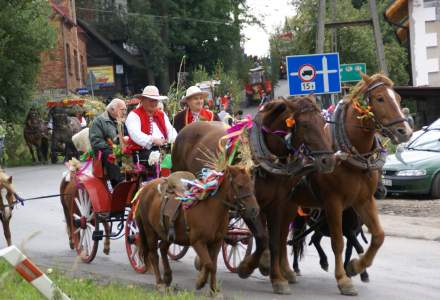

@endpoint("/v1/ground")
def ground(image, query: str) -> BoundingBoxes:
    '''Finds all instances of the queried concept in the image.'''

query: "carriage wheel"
[70,185,99,263]
[167,244,189,261]
[222,218,253,273]
[125,209,146,273]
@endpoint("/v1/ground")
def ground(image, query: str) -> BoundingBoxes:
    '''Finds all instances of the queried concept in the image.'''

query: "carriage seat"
[159,171,195,242]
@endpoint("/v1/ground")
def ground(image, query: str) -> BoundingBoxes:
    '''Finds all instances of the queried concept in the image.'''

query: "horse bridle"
[362,81,408,137]
[222,174,254,213]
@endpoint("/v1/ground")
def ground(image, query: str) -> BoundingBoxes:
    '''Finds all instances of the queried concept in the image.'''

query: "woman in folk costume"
[173,86,220,133]
[125,85,177,177]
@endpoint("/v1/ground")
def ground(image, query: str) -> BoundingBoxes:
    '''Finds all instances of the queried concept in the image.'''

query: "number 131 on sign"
[301,82,316,91]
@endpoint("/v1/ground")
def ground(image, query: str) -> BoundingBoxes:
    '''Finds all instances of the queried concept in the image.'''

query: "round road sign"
[298,64,316,82]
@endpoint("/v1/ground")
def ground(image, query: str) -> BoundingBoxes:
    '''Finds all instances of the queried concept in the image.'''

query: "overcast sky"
[242,0,296,57]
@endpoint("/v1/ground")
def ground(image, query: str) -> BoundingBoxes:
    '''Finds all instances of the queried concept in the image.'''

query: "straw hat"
[140,85,168,101]
[181,86,209,103]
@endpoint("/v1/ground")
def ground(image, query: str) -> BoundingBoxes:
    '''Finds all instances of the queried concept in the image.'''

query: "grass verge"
[0,259,196,300]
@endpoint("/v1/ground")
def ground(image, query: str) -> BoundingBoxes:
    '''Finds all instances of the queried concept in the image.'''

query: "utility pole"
[368,0,388,75]
[316,0,326,54]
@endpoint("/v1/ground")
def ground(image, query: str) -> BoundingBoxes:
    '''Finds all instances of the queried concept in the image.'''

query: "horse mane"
[287,95,321,114]
[347,73,394,103]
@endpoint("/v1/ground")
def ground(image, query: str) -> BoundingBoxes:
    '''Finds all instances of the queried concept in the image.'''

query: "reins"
[2,193,63,208]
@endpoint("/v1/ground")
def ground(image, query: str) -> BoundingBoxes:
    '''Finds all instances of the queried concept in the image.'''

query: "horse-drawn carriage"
[244,66,272,107]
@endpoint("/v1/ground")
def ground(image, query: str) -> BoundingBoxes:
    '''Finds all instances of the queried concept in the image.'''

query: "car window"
[428,118,440,130]
[408,130,440,151]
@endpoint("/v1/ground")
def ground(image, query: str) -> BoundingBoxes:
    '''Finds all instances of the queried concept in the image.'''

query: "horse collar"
[331,100,387,170]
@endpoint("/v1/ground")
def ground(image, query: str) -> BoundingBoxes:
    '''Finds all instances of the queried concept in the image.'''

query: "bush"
[2,122,33,166]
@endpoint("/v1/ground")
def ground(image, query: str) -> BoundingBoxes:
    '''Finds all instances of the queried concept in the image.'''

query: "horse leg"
[103,222,111,255]
[350,235,370,282]
[238,213,269,278]
[311,231,329,272]
[347,198,384,280]
[208,239,222,295]
[280,216,297,284]
[60,189,74,249]
[159,240,173,287]
[291,217,307,276]
[1,218,12,246]
[267,213,291,295]
[192,240,213,290]
[325,200,357,296]
[27,142,36,163]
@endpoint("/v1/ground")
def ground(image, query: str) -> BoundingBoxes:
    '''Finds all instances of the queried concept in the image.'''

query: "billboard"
[87,66,114,88]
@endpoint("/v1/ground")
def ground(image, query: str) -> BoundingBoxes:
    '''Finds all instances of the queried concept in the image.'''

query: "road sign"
[286,53,341,96]
[340,63,366,82]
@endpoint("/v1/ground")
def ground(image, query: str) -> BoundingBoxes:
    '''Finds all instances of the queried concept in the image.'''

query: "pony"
[48,106,81,163]
[291,207,370,282]
[23,108,49,163]
[0,169,17,246]
[172,95,337,294]
[135,165,259,294]
[288,73,412,295]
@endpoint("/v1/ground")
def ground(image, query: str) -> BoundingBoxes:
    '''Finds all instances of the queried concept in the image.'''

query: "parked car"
[382,123,440,197]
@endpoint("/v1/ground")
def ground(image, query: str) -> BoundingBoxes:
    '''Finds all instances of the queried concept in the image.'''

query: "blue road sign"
[286,53,341,96]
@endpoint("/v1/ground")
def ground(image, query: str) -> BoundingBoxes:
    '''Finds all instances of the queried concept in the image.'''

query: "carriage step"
[92,230,104,241]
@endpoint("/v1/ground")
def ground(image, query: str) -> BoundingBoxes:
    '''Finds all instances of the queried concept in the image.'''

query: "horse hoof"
[283,270,297,284]
[346,258,361,277]
[272,281,291,295]
[237,256,254,279]
[295,270,302,276]
[338,282,358,296]
[69,241,74,250]
[321,263,329,272]
[258,250,270,276]
[360,272,370,283]
[156,283,167,292]
[103,247,110,255]
[196,277,206,290]
[210,291,224,299]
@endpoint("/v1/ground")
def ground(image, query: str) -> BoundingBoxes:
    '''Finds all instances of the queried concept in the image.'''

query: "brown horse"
[23,108,49,163]
[0,169,17,246]
[172,96,337,294]
[135,166,259,294]
[59,163,111,255]
[288,73,412,295]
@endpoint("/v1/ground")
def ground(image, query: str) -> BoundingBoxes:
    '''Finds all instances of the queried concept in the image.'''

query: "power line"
[76,7,234,26]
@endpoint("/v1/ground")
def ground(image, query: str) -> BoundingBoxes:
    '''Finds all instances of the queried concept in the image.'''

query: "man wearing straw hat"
[173,85,219,132]
[125,85,177,176]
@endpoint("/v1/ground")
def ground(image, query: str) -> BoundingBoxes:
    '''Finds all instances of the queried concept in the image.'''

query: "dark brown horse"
[288,73,412,295]
[23,108,49,163]
[49,106,81,163]
[135,166,259,294]
[0,169,17,246]
[173,96,337,294]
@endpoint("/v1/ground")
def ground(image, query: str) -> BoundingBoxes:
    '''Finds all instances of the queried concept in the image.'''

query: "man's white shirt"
[125,110,177,149]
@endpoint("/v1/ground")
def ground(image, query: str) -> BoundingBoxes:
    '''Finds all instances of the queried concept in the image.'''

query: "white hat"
[140,85,168,101]
[181,86,209,103]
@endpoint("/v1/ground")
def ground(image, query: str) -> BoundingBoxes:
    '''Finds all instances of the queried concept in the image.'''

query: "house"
[385,0,440,126]
[36,0,87,98]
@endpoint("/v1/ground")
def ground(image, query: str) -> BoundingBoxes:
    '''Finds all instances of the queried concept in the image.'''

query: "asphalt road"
[2,164,440,300]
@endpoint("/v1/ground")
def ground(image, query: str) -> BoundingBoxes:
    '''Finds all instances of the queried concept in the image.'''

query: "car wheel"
[430,173,440,199]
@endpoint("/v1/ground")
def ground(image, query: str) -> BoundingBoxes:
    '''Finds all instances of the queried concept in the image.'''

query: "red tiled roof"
[50,1,76,26]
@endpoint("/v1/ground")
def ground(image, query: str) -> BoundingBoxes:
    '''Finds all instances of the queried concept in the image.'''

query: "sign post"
[286,53,341,96]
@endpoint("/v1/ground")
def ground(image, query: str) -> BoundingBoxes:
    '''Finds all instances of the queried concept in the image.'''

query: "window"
[74,49,79,80]
[66,43,72,75]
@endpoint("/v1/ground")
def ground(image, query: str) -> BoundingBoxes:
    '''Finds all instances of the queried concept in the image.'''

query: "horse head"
[223,165,259,221]
[260,97,335,173]
[351,73,413,144]
[0,170,16,221]
[25,108,41,128]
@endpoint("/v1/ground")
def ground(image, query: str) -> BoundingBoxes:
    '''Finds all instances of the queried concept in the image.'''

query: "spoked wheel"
[222,217,253,273]
[71,185,99,263]
[125,209,146,273]
[168,244,189,261]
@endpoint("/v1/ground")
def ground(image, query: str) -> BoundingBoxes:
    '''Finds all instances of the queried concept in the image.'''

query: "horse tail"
[291,215,307,259]
[135,206,151,271]
[360,227,368,244]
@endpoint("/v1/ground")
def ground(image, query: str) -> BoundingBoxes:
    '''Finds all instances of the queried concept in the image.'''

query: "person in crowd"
[173,85,220,132]
[402,107,415,129]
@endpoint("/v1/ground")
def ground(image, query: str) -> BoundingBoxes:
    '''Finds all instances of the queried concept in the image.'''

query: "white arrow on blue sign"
[286,52,341,96]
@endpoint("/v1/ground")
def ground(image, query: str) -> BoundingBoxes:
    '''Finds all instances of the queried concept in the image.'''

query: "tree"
[0,0,56,122]
[77,0,256,91]
[270,0,410,85]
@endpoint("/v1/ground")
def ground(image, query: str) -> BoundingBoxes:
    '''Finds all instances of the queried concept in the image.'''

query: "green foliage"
[0,0,56,123]
[215,63,243,111]
[0,259,196,300]
[1,122,33,166]
[191,65,210,85]
[270,0,410,85]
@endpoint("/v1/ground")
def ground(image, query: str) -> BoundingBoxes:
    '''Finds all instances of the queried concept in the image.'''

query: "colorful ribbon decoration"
[176,168,224,209]
[218,115,253,164]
